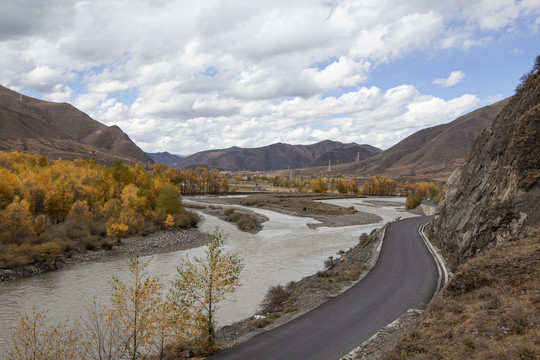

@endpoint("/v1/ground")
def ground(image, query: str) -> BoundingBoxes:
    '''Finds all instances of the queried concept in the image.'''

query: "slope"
[0,85,152,165]
[350,98,510,181]
[174,140,380,171]
[306,144,381,167]
[432,69,540,260]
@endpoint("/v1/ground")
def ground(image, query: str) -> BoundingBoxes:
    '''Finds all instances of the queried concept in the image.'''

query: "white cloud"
[433,71,466,87]
[1,0,538,155]
[44,84,73,102]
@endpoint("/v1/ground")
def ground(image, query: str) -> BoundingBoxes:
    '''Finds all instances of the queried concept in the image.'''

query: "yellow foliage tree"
[4,309,81,360]
[0,198,35,244]
[111,256,164,360]
[169,230,244,352]
[44,181,74,223]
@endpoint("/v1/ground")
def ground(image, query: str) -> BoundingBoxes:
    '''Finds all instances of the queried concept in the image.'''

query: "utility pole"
[328,160,331,171]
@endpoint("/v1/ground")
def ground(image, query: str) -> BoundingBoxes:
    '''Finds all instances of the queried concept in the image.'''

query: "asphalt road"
[210,216,437,360]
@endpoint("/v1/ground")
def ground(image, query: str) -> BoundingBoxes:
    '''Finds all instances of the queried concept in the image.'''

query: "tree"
[44,181,74,223]
[169,230,244,353]
[156,185,183,215]
[516,54,540,91]
[80,297,127,360]
[111,256,164,360]
[0,198,35,244]
[4,309,81,360]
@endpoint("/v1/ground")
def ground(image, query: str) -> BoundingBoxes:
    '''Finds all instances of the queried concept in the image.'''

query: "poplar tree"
[169,230,244,353]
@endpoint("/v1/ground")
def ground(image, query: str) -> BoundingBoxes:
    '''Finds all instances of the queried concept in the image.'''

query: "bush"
[173,210,200,229]
[156,185,183,214]
[259,285,290,313]
[236,214,258,230]
[89,219,107,237]
[106,222,129,238]
[406,194,422,209]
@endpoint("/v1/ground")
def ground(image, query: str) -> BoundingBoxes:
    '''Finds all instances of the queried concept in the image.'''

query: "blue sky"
[1,0,539,154]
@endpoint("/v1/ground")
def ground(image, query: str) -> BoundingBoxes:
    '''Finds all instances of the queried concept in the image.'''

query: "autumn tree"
[111,255,165,360]
[4,309,81,360]
[44,181,74,223]
[156,185,183,215]
[169,230,244,353]
[0,198,35,244]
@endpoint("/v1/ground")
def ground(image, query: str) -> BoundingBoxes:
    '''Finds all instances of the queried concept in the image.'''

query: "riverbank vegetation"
[0,152,207,269]
[234,173,442,202]
[4,231,243,359]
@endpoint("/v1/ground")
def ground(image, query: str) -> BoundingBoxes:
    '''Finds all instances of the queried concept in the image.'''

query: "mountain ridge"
[0,85,152,165]
[170,140,381,171]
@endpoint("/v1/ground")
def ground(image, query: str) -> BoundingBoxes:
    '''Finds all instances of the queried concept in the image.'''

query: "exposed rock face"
[432,73,540,260]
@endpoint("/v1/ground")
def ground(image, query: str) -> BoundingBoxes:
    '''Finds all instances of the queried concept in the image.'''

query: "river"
[0,196,417,349]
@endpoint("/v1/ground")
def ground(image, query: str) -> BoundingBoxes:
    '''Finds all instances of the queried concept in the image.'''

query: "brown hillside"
[174,140,380,171]
[0,85,152,165]
[271,99,508,182]
[352,98,510,180]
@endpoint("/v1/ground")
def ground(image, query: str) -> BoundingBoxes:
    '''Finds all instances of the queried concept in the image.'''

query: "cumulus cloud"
[1,0,538,154]
[433,71,466,87]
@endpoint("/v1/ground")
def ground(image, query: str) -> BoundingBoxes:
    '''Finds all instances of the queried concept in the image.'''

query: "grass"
[384,234,540,360]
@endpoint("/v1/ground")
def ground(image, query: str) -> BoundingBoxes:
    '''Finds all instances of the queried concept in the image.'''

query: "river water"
[0,197,416,348]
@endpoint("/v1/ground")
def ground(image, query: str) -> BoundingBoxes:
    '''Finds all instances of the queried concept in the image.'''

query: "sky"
[1,0,539,155]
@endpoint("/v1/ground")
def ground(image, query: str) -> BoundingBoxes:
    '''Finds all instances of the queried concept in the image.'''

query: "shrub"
[236,214,258,230]
[260,285,290,313]
[406,194,422,209]
[156,185,183,214]
[89,219,107,237]
[107,222,129,238]
[173,210,200,229]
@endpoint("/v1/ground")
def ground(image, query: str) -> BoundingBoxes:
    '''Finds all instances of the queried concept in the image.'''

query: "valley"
[0,195,418,356]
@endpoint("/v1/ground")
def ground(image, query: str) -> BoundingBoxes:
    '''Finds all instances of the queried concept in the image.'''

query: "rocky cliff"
[432,71,540,260]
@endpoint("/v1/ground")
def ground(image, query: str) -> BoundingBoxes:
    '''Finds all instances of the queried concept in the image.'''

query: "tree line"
[4,231,243,359]
[260,174,442,201]
[0,152,227,269]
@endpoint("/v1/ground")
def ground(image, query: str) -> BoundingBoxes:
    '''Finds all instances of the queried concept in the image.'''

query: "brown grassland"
[384,234,540,360]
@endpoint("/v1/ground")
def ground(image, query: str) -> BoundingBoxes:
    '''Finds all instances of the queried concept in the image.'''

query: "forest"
[0,152,229,268]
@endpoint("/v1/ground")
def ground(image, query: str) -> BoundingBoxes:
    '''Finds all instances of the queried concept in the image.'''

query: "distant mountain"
[173,140,380,171]
[306,144,381,167]
[0,85,152,165]
[347,98,510,181]
[146,152,185,167]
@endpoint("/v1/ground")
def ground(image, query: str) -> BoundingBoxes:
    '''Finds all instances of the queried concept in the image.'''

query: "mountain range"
[276,98,509,182]
[1,84,510,182]
[0,85,152,165]
[148,141,381,172]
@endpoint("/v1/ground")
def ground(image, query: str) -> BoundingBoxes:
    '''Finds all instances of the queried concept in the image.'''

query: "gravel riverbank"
[0,228,208,282]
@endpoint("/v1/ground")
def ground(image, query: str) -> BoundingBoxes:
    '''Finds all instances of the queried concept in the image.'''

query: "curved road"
[210,216,437,360]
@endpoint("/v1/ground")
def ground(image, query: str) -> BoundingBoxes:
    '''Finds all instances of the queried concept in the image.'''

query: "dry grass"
[384,235,540,360]
[239,193,357,215]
